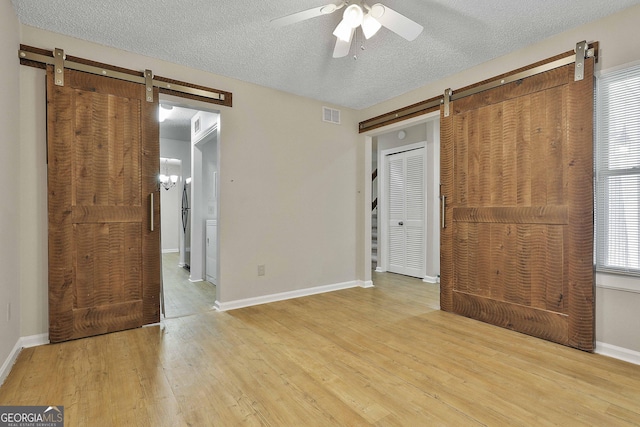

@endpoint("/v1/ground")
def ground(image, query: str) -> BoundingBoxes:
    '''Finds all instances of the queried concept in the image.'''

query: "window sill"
[596,272,640,294]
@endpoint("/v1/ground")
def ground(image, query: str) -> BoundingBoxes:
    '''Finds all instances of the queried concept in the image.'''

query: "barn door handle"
[441,195,446,229]
[150,192,155,231]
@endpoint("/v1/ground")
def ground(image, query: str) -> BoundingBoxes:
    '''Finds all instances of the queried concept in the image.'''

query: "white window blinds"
[595,64,640,276]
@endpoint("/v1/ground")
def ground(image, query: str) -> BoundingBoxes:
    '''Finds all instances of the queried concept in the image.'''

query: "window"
[595,64,640,276]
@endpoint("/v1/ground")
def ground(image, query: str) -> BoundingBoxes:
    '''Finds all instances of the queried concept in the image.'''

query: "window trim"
[595,61,640,278]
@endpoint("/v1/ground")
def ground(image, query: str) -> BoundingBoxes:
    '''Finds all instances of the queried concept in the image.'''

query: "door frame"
[158,93,223,301]
[190,122,219,283]
[366,110,440,283]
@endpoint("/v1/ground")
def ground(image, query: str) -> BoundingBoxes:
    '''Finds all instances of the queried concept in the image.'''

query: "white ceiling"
[11,0,640,110]
[159,105,198,141]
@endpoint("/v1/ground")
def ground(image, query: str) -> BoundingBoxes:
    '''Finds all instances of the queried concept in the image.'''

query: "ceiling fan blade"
[369,3,423,41]
[271,2,344,27]
[333,28,354,58]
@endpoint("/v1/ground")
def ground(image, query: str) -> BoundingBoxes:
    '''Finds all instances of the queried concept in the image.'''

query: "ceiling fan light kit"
[361,12,382,39]
[333,18,353,41]
[272,1,423,58]
[343,4,364,27]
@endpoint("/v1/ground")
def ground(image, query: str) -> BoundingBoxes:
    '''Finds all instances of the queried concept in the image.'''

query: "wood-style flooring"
[162,252,216,319]
[1,272,639,426]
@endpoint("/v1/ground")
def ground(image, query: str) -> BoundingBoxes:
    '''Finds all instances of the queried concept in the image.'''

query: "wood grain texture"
[439,106,454,312]
[1,272,636,426]
[502,99,518,205]
[478,106,492,207]
[441,54,594,351]
[453,65,569,114]
[453,206,568,224]
[516,96,532,206]
[454,222,469,294]
[358,95,442,133]
[452,291,569,345]
[72,206,143,223]
[47,67,160,342]
[47,66,75,342]
[467,108,480,206]
[489,103,504,206]
[566,60,595,351]
[454,112,468,205]
[141,83,161,326]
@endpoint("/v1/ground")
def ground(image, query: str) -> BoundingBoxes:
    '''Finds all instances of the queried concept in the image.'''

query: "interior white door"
[386,148,426,278]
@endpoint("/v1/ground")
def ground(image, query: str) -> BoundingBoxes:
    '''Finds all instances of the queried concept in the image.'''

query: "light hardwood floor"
[162,252,216,319]
[1,272,639,426]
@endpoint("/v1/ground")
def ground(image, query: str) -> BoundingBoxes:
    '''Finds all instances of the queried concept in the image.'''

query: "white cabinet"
[206,220,217,284]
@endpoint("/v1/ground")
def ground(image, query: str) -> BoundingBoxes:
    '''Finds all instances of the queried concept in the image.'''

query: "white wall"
[0,1,22,380]
[159,158,182,252]
[17,25,360,335]
[359,4,640,356]
[160,137,191,178]
[160,137,190,253]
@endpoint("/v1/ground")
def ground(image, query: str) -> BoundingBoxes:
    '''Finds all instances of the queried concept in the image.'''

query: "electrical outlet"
[258,264,265,276]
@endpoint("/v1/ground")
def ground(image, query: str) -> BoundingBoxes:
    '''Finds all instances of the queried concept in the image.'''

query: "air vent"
[322,106,341,125]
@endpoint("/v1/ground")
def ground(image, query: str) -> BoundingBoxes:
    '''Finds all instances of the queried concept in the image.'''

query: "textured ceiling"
[11,0,640,110]
[159,104,198,141]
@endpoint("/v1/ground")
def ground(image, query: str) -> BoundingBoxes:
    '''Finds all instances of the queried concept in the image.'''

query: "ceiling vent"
[323,106,341,125]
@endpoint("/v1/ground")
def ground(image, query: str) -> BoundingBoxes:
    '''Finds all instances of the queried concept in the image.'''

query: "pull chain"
[353,27,366,60]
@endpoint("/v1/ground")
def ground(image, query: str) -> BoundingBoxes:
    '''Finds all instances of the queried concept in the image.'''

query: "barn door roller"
[53,48,65,86]
[574,40,594,81]
[19,45,233,107]
[443,88,452,118]
[359,40,598,132]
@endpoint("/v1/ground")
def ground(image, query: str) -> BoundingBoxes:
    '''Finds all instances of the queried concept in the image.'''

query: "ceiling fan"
[271,2,424,58]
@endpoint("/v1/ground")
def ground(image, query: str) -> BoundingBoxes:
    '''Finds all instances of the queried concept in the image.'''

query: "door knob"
[399,221,404,226]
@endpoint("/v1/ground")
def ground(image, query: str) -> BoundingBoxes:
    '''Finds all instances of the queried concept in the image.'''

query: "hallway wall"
[0,1,22,379]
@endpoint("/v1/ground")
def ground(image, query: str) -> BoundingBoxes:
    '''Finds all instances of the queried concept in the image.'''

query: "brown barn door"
[47,66,160,343]
[440,55,594,351]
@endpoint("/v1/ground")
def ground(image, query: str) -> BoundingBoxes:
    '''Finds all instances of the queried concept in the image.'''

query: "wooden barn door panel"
[47,67,160,342]
[440,58,594,351]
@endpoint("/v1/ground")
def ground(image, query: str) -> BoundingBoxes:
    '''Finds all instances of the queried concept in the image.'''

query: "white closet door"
[388,154,406,273]
[386,148,426,278]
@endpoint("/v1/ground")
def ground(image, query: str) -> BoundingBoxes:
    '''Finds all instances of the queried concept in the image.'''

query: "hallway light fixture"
[159,104,174,122]
[159,158,179,190]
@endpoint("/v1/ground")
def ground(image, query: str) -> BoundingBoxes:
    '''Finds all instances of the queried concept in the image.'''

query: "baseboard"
[0,339,22,387]
[0,333,49,387]
[596,341,640,365]
[215,280,362,311]
[20,333,49,348]
[162,248,179,254]
[375,267,384,273]
[423,275,438,283]
[359,280,374,288]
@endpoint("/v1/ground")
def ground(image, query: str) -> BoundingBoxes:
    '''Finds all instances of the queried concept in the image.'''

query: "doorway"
[372,115,440,283]
[159,100,219,318]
